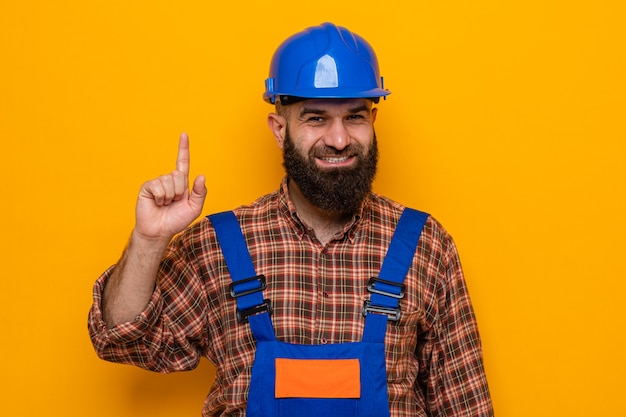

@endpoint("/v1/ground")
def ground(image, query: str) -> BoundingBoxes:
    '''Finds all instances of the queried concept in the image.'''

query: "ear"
[267,113,287,149]
[371,107,378,124]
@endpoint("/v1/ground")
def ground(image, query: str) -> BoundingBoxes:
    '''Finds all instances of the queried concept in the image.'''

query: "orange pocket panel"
[275,358,361,398]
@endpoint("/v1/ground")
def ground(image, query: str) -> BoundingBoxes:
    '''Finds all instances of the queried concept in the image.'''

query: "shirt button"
[320,338,328,344]
[323,292,330,298]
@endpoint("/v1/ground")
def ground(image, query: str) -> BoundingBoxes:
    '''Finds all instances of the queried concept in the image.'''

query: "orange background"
[1,1,625,416]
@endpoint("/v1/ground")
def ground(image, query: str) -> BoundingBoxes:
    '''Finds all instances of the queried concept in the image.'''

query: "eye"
[346,113,367,122]
[307,116,325,123]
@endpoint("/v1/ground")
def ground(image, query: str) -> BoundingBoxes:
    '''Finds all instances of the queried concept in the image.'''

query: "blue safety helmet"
[263,22,390,104]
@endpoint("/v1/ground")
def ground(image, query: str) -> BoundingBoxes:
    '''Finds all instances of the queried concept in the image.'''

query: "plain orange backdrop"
[1,1,625,416]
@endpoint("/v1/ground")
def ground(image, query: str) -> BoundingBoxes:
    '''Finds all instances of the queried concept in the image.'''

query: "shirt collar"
[277,177,371,243]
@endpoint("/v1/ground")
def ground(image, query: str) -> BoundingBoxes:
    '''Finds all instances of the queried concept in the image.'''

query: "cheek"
[356,129,376,151]
[290,134,319,157]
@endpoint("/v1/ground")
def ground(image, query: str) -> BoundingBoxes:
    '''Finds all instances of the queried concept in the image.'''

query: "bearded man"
[88,23,493,417]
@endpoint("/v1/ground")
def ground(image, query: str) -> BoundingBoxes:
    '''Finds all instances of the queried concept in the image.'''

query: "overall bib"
[209,208,428,417]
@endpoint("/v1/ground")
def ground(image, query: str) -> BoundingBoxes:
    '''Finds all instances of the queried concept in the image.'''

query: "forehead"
[292,98,373,114]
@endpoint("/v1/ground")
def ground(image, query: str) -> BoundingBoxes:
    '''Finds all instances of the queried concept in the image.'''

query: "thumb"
[189,175,207,209]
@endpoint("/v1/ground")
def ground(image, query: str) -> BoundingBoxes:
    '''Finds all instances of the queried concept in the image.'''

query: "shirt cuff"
[88,265,163,345]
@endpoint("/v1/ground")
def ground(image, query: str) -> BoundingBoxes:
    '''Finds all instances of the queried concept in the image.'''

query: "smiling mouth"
[314,155,358,170]
[320,156,351,163]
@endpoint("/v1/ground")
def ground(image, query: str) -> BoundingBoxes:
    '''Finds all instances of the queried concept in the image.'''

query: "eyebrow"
[298,104,371,118]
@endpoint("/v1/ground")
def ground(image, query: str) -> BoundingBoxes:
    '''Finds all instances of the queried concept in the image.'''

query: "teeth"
[322,156,349,163]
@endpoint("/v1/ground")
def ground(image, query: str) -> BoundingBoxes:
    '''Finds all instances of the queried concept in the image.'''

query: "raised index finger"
[176,132,190,175]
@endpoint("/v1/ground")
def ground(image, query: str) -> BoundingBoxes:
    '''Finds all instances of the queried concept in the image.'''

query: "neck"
[287,180,353,245]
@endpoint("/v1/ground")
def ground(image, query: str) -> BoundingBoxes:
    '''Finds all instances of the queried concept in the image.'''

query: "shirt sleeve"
[416,235,494,416]
[87,233,210,374]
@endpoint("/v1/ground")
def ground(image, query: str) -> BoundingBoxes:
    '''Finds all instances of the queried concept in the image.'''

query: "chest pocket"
[274,355,363,417]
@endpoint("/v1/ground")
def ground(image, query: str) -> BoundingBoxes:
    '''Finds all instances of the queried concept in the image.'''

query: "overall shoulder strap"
[208,211,275,341]
[363,208,429,342]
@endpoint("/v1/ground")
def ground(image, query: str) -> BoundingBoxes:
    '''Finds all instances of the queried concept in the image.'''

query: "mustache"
[309,144,365,158]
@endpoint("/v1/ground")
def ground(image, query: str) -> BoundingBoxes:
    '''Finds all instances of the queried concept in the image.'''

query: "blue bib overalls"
[209,208,428,417]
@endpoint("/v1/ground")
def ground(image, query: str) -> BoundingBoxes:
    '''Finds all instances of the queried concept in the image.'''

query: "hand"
[133,133,207,243]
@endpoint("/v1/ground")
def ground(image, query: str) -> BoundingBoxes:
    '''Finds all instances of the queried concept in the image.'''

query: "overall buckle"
[367,276,405,299]
[229,274,267,298]
[362,300,401,322]
[236,299,273,323]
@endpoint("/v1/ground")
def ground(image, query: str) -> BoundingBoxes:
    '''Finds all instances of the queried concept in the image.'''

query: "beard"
[282,128,379,214]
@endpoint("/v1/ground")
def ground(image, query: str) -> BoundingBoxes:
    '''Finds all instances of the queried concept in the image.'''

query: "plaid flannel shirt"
[88,178,493,416]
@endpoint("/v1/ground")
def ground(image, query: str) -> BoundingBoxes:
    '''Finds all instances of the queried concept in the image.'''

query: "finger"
[156,175,177,205]
[176,132,190,176]
[141,179,167,206]
[189,175,207,210]
[171,170,188,202]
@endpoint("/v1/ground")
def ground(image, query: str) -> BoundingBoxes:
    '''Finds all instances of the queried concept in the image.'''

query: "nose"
[322,119,351,150]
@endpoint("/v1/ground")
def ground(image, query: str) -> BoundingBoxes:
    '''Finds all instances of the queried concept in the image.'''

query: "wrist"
[129,229,172,254]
